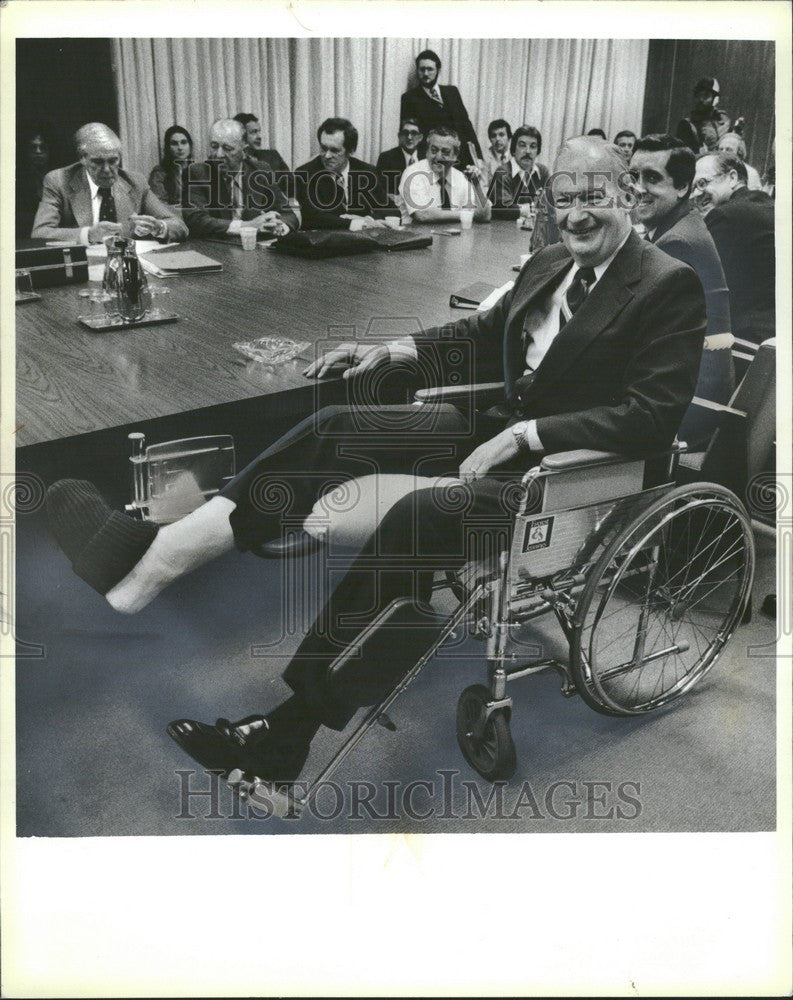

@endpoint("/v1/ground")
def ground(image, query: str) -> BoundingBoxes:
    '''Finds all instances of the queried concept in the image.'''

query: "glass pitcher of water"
[102,237,151,322]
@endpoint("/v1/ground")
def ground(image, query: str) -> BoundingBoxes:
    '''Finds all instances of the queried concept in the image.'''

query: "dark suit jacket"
[246,147,290,173]
[704,186,775,343]
[375,146,415,199]
[293,155,390,229]
[489,161,550,207]
[651,199,730,335]
[400,84,482,167]
[31,162,188,242]
[181,159,298,237]
[415,230,706,457]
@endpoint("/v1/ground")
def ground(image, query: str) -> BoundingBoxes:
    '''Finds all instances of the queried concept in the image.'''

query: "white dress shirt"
[388,227,632,453]
[398,158,478,216]
[79,173,112,245]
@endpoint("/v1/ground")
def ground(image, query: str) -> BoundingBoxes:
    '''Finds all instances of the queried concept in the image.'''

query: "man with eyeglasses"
[31,122,188,244]
[398,125,491,224]
[46,137,705,790]
[375,118,424,201]
[693,150,775,343]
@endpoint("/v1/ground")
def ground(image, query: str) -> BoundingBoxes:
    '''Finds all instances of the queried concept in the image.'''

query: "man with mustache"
[490,124,550,217]
[46,137,706,788]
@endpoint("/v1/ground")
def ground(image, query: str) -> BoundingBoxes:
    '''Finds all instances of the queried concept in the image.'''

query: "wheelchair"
[124,383,756,817]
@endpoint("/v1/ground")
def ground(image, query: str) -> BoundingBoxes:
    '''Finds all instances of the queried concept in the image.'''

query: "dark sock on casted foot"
[46,479,158,594]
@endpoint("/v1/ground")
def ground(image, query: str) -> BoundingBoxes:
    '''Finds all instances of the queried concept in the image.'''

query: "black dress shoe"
[167,714,310,783]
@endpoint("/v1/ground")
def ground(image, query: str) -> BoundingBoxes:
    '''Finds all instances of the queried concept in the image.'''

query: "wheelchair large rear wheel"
[571,483,754,716]
[456,684,517,780]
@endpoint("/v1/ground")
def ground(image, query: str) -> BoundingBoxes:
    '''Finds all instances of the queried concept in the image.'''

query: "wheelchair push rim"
[570,483,755,717]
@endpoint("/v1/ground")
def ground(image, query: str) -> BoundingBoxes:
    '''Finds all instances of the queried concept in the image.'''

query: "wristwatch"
[511,420,530,450]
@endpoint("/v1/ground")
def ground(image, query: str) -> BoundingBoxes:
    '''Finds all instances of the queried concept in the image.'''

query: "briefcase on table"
[15,243,89,289]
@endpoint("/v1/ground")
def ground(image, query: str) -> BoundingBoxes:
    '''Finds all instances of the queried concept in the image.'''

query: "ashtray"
[233,336,311,365]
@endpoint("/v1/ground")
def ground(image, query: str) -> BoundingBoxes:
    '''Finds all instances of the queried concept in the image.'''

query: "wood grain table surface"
[15,221,532,447]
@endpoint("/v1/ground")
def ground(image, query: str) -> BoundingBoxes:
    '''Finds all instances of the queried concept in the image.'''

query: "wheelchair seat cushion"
[303,474,462,548]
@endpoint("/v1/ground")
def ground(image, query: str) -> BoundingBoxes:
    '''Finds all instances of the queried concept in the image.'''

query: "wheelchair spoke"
[574,488,754,715]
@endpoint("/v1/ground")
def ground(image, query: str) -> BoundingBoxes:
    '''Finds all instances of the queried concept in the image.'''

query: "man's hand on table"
[253,212,291,236]
[303,342,391,380]
[129,214,168,239]
[88,221,122,244]
[346,215,387,232]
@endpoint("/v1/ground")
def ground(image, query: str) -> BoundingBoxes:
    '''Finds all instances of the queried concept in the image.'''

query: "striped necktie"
[559,267,596,329]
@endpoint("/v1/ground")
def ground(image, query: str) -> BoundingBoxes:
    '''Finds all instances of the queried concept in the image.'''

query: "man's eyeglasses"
[693,175,721,190]
[400,130,422,139]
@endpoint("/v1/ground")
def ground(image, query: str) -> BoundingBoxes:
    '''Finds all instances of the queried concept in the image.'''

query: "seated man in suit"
[482,118,512,183]
[46,137,705,788]
[31,122,187,244]
[400,49,482,169]
[232,112,290,174]
[630,133,733,446]
[693,150,775,343]
[375,117,423,201]
[294,117,389,230]
[399,125,491,224]
[489,125,550,217]
[181,118,298,238]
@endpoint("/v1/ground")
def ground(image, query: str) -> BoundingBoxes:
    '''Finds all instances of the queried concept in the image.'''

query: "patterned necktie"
[430,86,443,106]
[230,174,244,220]
[559,266,596,329]
[98,187,117,223]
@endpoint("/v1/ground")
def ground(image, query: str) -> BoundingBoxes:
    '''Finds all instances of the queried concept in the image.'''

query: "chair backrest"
[700,338,775,494]
[731,336,759,383]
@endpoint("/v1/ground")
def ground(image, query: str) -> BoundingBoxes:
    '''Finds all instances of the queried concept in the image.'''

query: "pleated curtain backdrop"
[112,37,648,176]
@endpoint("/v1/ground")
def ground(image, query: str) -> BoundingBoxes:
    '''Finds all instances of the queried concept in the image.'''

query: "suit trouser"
[220,403,526,729]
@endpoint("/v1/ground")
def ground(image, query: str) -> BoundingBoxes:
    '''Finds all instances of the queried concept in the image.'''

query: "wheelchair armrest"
[687,396,748,420]
[414,382,505,407]
[540,449,635,471]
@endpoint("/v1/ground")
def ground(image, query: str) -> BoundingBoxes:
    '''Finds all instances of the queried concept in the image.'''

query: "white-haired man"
[31,122,187,244]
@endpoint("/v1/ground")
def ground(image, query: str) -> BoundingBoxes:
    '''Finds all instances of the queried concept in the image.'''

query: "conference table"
[15,220,532,452]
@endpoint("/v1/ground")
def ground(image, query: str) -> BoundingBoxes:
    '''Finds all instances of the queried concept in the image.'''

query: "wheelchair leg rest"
[228,585,487,820]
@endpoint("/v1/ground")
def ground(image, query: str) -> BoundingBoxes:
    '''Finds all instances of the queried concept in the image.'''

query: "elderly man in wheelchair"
[46,137,755,810]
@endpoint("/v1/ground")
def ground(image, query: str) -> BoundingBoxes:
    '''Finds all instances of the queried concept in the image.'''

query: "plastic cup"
[459,209,474,230]
[240,227,258,250]
[78,288,113,324]
[148,285,172,318]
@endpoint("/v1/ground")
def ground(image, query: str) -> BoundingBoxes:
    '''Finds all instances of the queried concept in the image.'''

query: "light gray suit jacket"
[31,162,188,242]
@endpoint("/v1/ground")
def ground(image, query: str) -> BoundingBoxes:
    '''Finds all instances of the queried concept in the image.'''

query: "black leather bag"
[271,230,378,259]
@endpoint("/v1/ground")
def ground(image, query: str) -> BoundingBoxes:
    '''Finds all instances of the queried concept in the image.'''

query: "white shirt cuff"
[227,220,243,235]
[386,337,418,362]
[526,420,543,452]
[80,226,90,245]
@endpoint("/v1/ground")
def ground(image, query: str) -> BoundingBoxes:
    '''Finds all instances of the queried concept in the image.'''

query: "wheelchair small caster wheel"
[456,684,517,781]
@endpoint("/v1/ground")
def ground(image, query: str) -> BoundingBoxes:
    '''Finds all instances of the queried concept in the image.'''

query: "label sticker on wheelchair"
[522,516,554,552]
